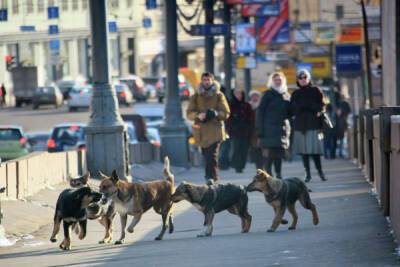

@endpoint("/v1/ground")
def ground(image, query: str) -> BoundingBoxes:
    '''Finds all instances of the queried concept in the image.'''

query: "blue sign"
[190,24,229,36]
[48,25,59,35]
[49,39,60,50]
[243,0,275,3]
[296,63,313,73]
[146,0,157,10]
[336,45,362,75]
[142,17,152,28]
[47,6,59,19]
[108,21,118,33]
[0,9,7,21]
[20,25,36,32]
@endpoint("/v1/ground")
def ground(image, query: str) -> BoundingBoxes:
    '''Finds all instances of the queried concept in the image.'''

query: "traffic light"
[5,55,16,71]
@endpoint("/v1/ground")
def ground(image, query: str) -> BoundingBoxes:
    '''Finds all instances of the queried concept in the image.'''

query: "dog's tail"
[164,156,174,185]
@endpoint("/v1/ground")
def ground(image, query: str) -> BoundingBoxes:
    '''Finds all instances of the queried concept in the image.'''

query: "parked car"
[32,86,63,109]
[47,123,86,152]
[126,122,161,148]
[114,83,134,106]
[68,85,92,111]
[0,126,30,161]
[119,75,149,102]
[27,131,51,152]
[133,104,164,123]
[155,74,194,103]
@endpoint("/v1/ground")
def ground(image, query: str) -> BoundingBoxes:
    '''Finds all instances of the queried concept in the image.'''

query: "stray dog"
[68,172,116,244]
[247,169,319,232]
[50,186,102,250]
[99,157,175,244]
[171,181,252,237]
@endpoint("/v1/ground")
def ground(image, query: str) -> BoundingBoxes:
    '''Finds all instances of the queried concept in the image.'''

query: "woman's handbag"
[320,112,334,131]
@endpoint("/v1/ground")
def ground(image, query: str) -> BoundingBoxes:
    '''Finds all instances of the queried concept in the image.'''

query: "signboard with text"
[336,45,362,75]
[190,24,228,36]
[235,23,256,53]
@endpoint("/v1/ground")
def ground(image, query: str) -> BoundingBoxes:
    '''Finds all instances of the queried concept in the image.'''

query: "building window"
[62,0,68,11]
[12,0,19,14]
[27,0,34,14]
[110,0,119,9]
[82,0,87,10]
[48,0,55,6]
[38,0,44,13]
[0,0,8,9]
[72,0,78,10]
[126,0,133,8]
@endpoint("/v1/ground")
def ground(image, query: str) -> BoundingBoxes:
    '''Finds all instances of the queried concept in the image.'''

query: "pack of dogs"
[50,157,319,250]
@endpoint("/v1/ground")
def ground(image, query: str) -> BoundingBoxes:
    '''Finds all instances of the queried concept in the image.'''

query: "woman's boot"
[302,155,312,183]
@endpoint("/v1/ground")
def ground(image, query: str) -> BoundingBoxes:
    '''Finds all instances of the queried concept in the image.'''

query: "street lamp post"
[85,0,130,179]
[223,2,232,96]
[204,0,214,73]
[159,0,189,167]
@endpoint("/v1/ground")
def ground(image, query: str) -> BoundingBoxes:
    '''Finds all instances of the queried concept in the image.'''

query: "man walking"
[187,72,230,182]
[0,84,6,107]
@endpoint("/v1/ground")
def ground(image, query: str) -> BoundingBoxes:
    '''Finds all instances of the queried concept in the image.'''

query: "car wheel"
[125,101,132,107]
[16,100,22,107]
[69,107,77,112]
[158,97,163,103]
[33,104,39,110]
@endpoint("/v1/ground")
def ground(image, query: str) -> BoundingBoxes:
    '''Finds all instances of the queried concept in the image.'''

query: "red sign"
[257,0,289,45]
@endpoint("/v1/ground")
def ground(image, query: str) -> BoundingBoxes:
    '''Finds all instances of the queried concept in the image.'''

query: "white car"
[68,85,92,111]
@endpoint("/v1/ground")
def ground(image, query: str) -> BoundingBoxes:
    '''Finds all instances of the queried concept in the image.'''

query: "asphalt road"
[0,100,168,133]
[0,160,398,266]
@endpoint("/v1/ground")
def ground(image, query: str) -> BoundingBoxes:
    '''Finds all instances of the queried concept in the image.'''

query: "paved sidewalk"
[0,159,398,266]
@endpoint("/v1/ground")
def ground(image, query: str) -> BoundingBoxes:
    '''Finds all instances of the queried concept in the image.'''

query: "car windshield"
[147,128,159,142]
[127,125,137,141]
[53,126,84,143]
[28,134,49,145]
[0,128,22,141]
[114,85,124,92]
[71,86,91,94]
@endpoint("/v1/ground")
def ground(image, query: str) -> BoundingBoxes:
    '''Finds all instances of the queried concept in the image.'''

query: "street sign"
[49,39,60,50]
[236,56,257,69]
[190,24,228,36]
[145,0,157,10]
[296,63,313,74]
[294,22,313,43]
[256,0,290,45]
[235,23,256,54]
[48,25,59,35]
[0,9,7,21]
[108,21,118,33]
[20,26,36,32]
[336,45,362,75]
[142,17,152,28]
[47,6,59,19]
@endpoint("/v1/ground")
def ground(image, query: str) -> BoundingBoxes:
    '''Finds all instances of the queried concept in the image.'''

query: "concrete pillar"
[85,0,130,180]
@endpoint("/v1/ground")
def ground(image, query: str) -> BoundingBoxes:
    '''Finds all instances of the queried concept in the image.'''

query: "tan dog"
[247,169,319,232]
[99,157,175,244]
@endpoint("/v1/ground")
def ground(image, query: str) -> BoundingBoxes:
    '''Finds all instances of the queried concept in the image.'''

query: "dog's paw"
[241,229,250,233]
[126,227,134,233]
[288,226,296,230]
[78,233,86,240]
[281,219,288,224]
[99,237,112,244]
[154,236,163,241]
[50,238,57,243]
[267,228,276,233]
[169,224,174,234]
[114,240,124,245]
[197,234,205,238]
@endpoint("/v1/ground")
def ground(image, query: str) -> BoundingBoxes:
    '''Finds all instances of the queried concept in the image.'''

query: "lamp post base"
[159,124,190,168]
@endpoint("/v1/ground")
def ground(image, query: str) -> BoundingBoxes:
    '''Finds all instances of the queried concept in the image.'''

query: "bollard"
[352,115,359,160]
[358,110,365,167]
[390,115,400,239]
[372,115,382,194]
[364,109,379,182]
[378,107,400,216]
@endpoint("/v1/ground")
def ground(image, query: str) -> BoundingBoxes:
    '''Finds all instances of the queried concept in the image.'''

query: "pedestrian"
[248,90,263,169]
[0,83,6,107]
[187,72,230,182]
[226,89,254,173]
[335,93,351,158]
[323,101,336,159]
[290,69,326,182]
[218,84,232,170]
[256,72,291,179]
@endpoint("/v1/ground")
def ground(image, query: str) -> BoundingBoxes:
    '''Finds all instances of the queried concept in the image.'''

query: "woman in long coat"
[256,72,291,178]
[290,69,326,182]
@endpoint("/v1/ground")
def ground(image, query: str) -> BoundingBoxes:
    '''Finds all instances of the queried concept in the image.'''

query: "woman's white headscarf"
[267,72,288,94]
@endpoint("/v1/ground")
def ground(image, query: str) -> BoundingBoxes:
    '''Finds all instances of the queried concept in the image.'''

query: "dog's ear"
[98,171,108,180]
[256,169,267,177]
[111,170,119,183]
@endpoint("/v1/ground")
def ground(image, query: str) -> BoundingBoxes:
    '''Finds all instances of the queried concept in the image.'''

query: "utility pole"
[361,0,373,108]
[85,0,130,179]
[396,0,400,106]
[223,2,232,96]
[204,0,214,73]
[243,16,252,97]
[159,0,189,167]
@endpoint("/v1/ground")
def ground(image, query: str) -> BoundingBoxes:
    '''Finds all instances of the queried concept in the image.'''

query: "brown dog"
[247,169,319,232]
[99,157,175,244]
